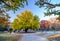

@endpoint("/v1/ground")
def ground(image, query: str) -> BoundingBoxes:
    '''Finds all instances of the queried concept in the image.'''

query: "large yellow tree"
[12,10,40,32]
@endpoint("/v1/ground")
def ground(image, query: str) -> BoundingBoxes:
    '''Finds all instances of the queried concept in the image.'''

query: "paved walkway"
[21,34,48,41]
[18,31,60,41]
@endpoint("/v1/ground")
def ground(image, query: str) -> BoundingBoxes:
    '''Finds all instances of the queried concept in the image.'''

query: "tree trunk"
[25,28,28,32]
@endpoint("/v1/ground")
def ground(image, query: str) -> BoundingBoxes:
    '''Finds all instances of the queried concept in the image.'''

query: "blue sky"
[8,0,60,22]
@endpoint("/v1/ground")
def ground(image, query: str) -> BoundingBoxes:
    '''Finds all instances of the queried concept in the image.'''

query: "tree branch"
[42,2,60,7]
[43,2,54,6]
[1,0,11,7]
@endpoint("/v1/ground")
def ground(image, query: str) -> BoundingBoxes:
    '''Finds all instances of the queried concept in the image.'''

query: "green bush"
[50,26,55,31]
[0,24,8,31]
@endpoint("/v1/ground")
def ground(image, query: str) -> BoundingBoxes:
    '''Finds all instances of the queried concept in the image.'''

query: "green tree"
[0,0,28,13]
[12,10,40,32]
[35,0,60,20]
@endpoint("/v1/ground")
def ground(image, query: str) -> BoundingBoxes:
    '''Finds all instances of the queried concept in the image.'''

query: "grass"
[47,34,60,39]
[46,34,60,41]
[0,33,22,41]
